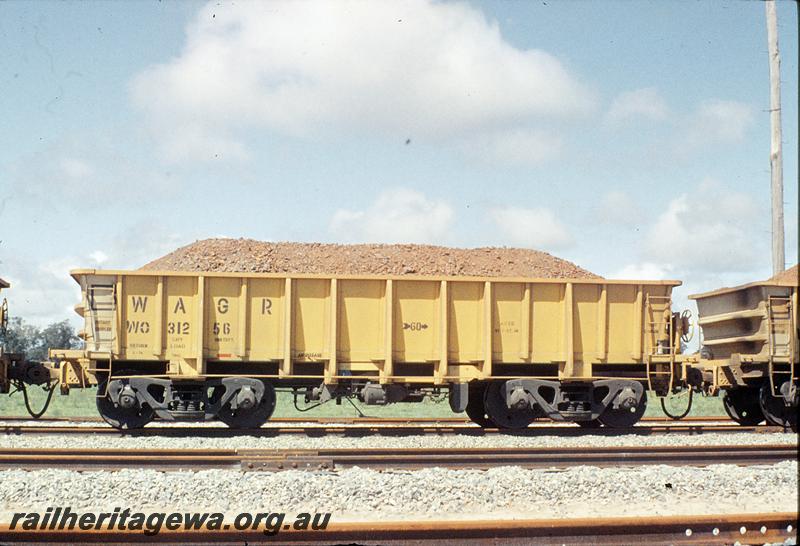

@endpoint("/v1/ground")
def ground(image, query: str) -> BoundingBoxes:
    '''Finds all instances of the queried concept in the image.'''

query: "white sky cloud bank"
[3,226,196,327]
[489,206,573,251]
[678,99,754,152]
[3,257,84,326]
[330,188,454,244]
[464,129,563,166]
[612,262,674,280]
[8,137,176,208]
[593,190,642,225]
[131,0,593,162]
[605,87,669,124]
[644,180,765,273]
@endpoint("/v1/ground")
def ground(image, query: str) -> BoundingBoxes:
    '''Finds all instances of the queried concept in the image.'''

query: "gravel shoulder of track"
[0,462,795,522]
[0,430,795,450]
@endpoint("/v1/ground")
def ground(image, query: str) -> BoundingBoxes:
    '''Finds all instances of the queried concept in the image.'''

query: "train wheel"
[96,373,155,430]
[598,391,647,428]
[722,388,764,425]
[464,382,493,427]
[483,381,537,429]
[758,383,796,429]
[218,381,276,429]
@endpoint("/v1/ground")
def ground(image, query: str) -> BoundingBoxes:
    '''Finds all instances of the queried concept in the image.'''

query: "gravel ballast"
[141,238,599,278]
[0,462,795,522]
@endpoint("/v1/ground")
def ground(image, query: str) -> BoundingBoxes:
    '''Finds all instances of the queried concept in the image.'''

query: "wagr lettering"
[217,298,229,314]
[131,296,148,313]
[173,298,186,314]
[168,321,190,335]
[126,320,150,334]
[212,322,231,336]
[261,298,272,315]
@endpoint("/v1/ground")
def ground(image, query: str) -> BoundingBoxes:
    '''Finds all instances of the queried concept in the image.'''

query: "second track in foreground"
[0,444,793,472]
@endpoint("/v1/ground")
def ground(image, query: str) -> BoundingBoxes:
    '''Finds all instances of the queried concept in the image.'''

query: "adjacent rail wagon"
[0,278,53,403]
[687,274,798,428]
[0,278,12,393]
[52,270,686,429]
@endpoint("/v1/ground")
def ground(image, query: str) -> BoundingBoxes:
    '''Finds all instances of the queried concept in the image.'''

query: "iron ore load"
[51,268,683,429]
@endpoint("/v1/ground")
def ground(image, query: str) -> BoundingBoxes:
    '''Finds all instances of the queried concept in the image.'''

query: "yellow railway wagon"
[688,275,798,428]
[53,269,683,429]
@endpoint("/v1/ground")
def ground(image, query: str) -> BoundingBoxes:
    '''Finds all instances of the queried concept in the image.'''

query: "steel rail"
[0,444,793,472]
[0,423,783,437]
[0,415,737,424]
[0,512,795,544]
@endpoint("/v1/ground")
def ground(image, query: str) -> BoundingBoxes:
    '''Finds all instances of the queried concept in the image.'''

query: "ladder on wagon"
[767,294,795,396]
[645,294,675,395]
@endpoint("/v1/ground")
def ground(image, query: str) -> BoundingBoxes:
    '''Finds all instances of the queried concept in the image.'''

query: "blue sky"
[1,0,797,325]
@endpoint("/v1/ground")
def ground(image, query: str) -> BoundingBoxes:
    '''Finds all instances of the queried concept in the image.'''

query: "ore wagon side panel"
[204,277,243,359]
[529,283,564,364]
[247,278,285,362]
[606,285,636,362]
[338,279,385,365]
[572,284,599,376]
[69,270,681,384]
[393,280,440,363]
[492,282,528,363]
[448,281,484,363]
[164,276,198,361]
[121,275,159,359]
[292,278,331,363]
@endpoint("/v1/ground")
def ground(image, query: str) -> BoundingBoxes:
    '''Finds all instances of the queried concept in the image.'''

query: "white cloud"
[489,206,573,250]
[605,87,669,124]
[593,190,641,225]
[611,262,673,280]
[60,157,95,179]
[643,180,766,273]
[3,257,83,327]
[330,188,454,244]
[89,251,109,265]
[8,136,177,208]
[681,99,754,148]
[1,226,197,327]
[463,129,562,166]
[131,0,594,162]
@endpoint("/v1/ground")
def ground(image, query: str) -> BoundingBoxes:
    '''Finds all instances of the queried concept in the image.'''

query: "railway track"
[0,415,743,424]
[0,444,793,472]
[0,415,786,437]
[0,512,795,544]
[0,423,783,437]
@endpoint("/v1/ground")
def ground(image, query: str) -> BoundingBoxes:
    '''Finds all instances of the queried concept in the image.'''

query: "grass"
[0,384,725,419]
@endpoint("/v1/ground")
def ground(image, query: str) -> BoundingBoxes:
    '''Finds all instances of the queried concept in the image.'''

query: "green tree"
[0,317,82,361]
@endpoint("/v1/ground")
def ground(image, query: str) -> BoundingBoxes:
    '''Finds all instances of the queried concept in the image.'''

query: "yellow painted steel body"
[58,269,681,387]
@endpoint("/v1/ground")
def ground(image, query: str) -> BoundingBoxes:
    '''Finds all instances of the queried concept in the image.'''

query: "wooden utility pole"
[766,0,785,275]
